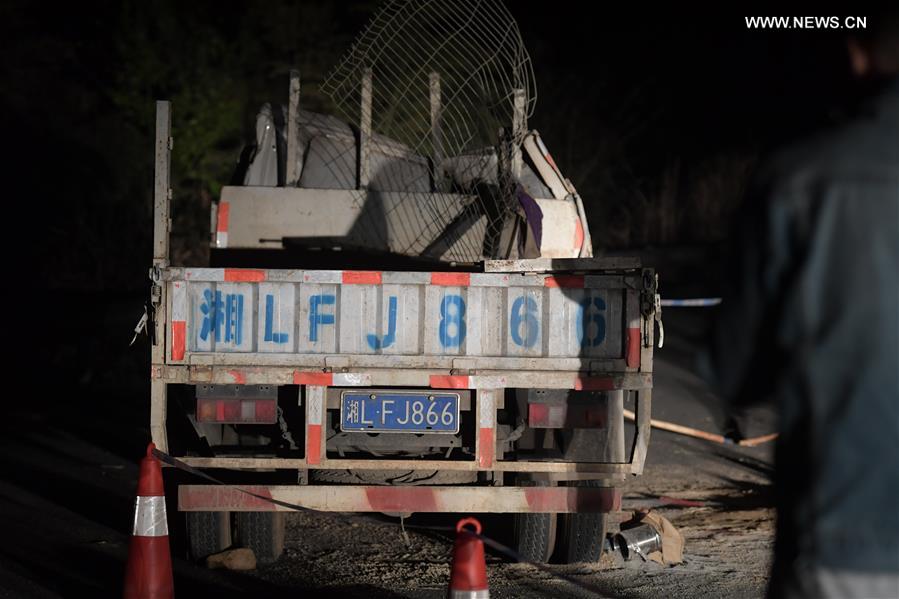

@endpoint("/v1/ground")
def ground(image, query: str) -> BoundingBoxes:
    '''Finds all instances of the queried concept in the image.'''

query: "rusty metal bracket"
[147,265,163,346]
[640,269,655,316]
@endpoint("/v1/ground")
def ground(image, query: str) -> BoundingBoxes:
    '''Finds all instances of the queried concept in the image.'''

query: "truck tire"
[513,512,557,563]
[235,512,285,564]
[558,481,609,564]
[186,511,231,562]
[512,478,558,563]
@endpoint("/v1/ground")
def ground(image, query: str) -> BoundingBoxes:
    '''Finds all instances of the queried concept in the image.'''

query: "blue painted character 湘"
[199,289,244,345]
[199,289,224,342]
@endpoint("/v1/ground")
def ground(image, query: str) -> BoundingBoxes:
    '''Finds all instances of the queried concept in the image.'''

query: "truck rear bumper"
[179,484,621,514]
[174,456,634,475]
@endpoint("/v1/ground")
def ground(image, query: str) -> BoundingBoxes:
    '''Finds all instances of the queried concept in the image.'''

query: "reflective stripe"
[332,372,372,386]
[132,496,169,537]
[477,390,497,469]
[478,392,495,428]
[449,591,489,599]
[215,201,229,248]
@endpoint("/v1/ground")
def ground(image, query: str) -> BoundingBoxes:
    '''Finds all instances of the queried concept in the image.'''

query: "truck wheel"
[513,513,557,563]
[186,511,231,562]
[235,512,285,564]
[559,481,608,564]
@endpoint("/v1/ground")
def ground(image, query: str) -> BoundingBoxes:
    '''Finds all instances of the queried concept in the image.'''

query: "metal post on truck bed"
[511,88,525,179]
[429,72,444,191]
[286,70,301,187]
[358,68,373,189]
[150,100,172,452]
[151,100,172,369]
[153,101,172,267]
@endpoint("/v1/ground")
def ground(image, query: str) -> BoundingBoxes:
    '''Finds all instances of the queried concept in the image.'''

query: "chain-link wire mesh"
[317,0,536,262]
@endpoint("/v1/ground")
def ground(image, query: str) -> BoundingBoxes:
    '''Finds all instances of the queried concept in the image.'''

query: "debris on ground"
[617,510,685,565]
[206,548,257,571]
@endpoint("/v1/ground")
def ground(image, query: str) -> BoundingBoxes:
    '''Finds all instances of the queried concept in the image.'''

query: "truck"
[145,5,658,566]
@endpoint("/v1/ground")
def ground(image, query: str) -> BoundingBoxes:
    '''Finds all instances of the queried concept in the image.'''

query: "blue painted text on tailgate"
[309,294,336,342]
[366,296,397,350]
[439,295,466,347]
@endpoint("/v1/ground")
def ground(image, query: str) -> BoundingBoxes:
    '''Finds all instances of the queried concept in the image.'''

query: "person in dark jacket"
[708,16,899,599]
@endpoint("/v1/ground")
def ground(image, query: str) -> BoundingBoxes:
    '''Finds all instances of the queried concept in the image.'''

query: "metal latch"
[654,291,664,349]
[641,270,663,349]
[130,305,148,346]
[128,262,162,347]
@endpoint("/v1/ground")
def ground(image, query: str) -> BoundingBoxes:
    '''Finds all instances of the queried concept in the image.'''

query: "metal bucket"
[615,524,662,561]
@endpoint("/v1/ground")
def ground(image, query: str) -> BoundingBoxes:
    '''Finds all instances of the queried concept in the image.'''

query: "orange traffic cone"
[448,517,489,598]
[123,443,174,599]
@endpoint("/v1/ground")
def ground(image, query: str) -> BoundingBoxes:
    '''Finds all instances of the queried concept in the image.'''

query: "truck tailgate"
[164,267,644,372]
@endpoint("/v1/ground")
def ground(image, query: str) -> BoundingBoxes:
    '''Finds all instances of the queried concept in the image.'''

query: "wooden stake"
[623,409,778,447]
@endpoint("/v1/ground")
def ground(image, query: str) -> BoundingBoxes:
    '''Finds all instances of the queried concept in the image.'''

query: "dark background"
[4,1,860,441]
[0,4,867,595]
[4,2,860,286]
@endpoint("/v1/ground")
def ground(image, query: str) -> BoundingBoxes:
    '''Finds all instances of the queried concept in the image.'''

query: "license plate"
[340,391,460,433]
